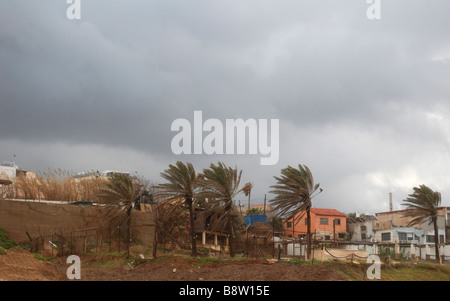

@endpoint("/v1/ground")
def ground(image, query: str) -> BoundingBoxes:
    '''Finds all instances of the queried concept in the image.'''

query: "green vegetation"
[0,246,6,255]
[0,228,17,250]
[33,253,54,262]
[326,261,450,281]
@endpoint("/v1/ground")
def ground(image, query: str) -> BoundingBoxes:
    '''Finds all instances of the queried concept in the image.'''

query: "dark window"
[426,235,435,243]
[361,233,366,240]
[398,232,407,241]
[382,232,391,241]
[286,222,292,228]
[338,233,345,239]
[325,235,331,240]
[320,218,328,225]
[334,219,341,225]
[360,225,367,231]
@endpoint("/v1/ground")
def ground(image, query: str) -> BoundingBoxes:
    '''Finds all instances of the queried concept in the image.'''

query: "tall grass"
[7,169,108,202]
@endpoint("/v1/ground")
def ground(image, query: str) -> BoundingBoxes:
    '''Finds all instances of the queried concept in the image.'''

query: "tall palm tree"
[242,182,253,210]
[269,164,322,259]
[98,173,142,258]
[199,162,244,257]
[402,184,442,263]
[154,161,200,257]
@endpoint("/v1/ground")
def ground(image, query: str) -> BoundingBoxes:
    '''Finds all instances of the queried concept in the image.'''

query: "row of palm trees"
[99,161,444,262]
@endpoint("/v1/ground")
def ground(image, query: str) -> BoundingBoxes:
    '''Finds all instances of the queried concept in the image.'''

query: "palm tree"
[269,164,322,259]
[98,173,142,258]
[242,182,253,209]
[402,184,442,263]
[199,162,244,257]
[154,161,200,257]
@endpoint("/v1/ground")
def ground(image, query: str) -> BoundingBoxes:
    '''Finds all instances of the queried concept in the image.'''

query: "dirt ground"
[0,248,65,281]
[0,248,347,281]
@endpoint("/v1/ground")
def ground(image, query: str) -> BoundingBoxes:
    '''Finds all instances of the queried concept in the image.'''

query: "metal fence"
[27,225,145,257]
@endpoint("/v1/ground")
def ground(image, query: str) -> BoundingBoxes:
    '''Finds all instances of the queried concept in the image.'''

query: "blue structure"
[244,214,267,225]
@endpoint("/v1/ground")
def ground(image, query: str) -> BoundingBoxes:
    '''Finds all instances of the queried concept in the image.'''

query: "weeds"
[0,228,17,250]
[33,253,53,262]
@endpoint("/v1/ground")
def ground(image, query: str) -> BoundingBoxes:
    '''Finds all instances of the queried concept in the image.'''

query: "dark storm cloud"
[1,0,450,213]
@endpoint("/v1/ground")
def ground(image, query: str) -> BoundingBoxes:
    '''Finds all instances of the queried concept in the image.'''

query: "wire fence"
[27,225,150,257]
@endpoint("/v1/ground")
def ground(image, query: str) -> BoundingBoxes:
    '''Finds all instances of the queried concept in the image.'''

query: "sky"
[1,0,450,215]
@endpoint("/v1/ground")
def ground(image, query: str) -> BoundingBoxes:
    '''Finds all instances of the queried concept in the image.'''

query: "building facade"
[284,208,347,241]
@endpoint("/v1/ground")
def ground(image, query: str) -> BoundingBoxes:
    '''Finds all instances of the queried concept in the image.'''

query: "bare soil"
[81,256,347,281]
[0,248,347,281]
[0,248,66,281]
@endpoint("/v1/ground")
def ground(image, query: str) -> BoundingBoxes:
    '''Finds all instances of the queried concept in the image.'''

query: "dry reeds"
[12,169,108,202]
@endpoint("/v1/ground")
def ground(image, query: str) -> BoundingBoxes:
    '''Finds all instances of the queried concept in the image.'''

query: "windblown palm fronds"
[402,184,442,262]
[98,173,142,257]
[198,162,244,257]
[269,164,322,259]
[153,161,200,257]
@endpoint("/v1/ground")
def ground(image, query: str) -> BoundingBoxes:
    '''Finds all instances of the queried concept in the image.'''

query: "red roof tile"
[310,208,346,217]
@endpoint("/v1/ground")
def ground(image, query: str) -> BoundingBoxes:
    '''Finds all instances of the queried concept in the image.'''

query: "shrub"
[0,228,17,250]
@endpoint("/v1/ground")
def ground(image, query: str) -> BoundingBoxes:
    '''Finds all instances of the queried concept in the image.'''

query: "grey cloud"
[1,0,450,213]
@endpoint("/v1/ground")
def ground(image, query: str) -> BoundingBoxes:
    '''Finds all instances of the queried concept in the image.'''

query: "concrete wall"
[0,199,155,248]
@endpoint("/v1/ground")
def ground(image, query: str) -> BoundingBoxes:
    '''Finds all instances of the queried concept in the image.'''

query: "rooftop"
[310,208,346,217]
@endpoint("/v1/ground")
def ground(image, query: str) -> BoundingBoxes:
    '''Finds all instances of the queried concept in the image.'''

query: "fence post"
[321,246,325,262]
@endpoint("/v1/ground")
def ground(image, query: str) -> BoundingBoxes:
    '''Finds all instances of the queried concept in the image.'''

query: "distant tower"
[389,192,393,212]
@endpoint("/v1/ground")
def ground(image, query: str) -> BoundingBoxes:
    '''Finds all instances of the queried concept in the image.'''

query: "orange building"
[284,208,347,241]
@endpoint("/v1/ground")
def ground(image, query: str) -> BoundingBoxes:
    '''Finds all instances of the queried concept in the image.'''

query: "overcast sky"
[1,0,450,215]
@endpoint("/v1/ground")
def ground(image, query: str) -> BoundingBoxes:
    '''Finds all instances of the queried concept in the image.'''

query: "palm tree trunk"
[228,220,234,257]
[306,208,311,260]
[126,205,132,258]
[187,198,198,257]
[433,218,440,263]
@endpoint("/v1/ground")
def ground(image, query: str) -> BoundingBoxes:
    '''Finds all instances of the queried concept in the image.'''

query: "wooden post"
[395,242,400,259]
[321,246,325,262]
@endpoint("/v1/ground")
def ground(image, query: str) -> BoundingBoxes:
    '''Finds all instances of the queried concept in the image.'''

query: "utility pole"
[263,194,266,215]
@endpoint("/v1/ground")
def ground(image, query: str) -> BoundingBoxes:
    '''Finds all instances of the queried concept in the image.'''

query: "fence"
[278,239,450,263]
[27,224,153,257]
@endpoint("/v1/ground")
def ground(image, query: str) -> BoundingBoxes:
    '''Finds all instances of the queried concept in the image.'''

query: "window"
[360,225,367,231]
[361,233,366,240]
[338,233,345,239]
[320,218,329,225]
[334,219,341,225]
[286,222,292,228]
[426,235,435,243]
[381,232,391,241]
[325,235,331,240]
[440,235,445,244]
[305,218,309,225]
[398,232,407,241]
